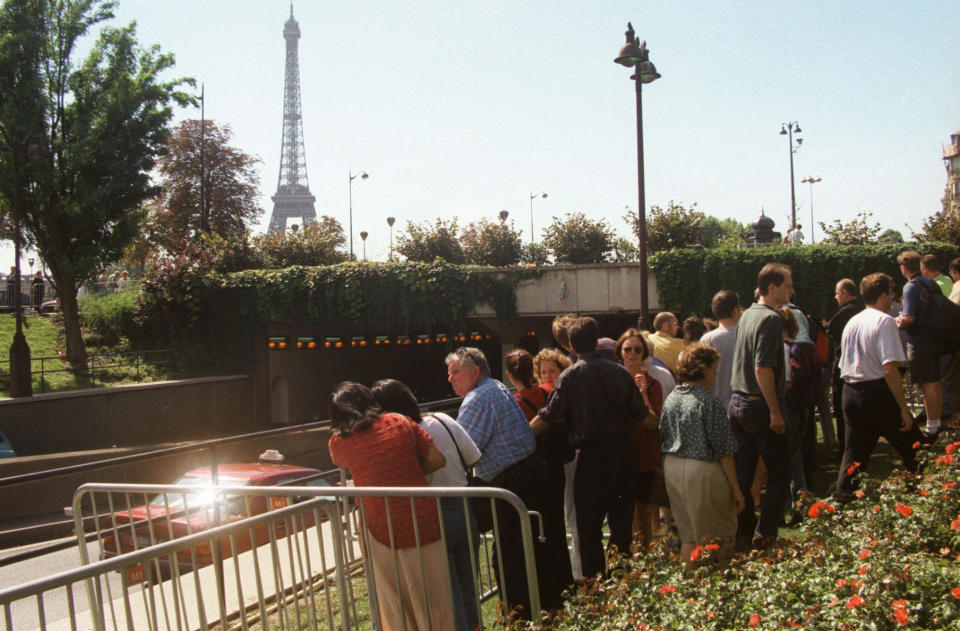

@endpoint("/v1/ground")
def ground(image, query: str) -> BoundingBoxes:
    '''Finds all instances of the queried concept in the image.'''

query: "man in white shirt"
[835,273,920,494]
[700,289,741,410]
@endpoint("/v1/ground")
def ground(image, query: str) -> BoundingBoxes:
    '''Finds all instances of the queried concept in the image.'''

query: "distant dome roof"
[754,212,775,230]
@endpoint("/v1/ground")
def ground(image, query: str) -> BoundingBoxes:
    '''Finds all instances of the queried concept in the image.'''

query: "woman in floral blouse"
[659,343,745,567]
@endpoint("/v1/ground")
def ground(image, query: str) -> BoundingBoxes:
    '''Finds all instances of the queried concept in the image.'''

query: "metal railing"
[0,483,541,630]
[0,349,181,394]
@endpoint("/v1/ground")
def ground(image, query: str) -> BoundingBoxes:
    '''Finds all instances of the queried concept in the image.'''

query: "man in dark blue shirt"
[531,316,648,579]
[897,250,943,440]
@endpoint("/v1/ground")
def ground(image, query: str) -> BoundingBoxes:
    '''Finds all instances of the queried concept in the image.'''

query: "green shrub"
[651,242,960,318]
[79,287,139,346]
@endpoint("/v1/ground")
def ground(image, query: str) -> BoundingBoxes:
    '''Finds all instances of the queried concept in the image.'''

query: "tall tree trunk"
[52,271,87,368]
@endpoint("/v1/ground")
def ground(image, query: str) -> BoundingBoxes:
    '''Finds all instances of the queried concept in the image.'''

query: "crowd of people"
[325,250,958,628]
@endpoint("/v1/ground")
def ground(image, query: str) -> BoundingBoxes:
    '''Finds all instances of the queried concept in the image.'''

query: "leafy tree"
[699,216,747,248]
[396,217,465,263]
[627,201,704,252]
[253,217,347,268]
[460,218,522,266]
[520,242,551,266]
[0,0,193,366]
[818,211,882,245]
[878,228,905,244]
[914,210,960,246]
[151,119,262,250]
[611,237,638,262]
[542,212,615,264]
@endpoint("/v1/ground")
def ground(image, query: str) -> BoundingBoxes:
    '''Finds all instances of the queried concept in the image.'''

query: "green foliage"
[631,201,703,252]
[651,242,960,318]
[818,211,883,245]
[395,217,465,263]
[542,212,615,264]
[915,210,960,246]
[0,0,193,365]
[460,218,523,266]
[699,215,747,248]
[520,242,551,266]
[879,228,905,244]
[133,260,530,371]
[78,286,138,345]
[526,435,960,630]
[252,217,347,268]
[611,237,638,262]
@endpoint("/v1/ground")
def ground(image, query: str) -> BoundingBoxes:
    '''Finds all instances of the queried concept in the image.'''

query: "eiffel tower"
[268,4,317,232]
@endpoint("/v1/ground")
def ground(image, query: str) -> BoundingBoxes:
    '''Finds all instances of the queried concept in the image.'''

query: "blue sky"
[5,0,959,268]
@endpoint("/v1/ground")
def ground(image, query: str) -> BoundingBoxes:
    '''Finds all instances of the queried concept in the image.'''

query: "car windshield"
[148,474,250,513]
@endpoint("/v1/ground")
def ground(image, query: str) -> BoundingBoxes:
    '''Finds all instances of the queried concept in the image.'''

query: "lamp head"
[361,172,369,179]
[360,231,368,241]
[499,210,509,222]
[386,216,395,227]
[779,126,788,135]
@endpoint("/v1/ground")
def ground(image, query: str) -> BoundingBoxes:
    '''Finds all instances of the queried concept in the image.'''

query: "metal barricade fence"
[0,483,543,630]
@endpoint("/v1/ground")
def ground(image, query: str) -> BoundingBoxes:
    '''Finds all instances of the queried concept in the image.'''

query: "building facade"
[944,130,960,217]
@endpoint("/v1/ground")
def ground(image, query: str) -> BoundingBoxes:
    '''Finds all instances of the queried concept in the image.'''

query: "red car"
[100,463,332,573]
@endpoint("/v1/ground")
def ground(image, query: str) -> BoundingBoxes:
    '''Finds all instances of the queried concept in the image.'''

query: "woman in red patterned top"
[616,328,665,549]
[327,382,454,631]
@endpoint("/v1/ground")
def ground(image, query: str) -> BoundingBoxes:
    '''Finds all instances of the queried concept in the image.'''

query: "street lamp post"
[360,231,368,260]
[615,22,660,330]
[800,176,821,243]
[528,192,546,243]
[386,216,396,261]
[348,170,369,260]
[779,122,802,229]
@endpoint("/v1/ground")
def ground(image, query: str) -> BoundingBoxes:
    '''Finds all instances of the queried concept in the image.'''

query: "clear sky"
[5,0,960,269]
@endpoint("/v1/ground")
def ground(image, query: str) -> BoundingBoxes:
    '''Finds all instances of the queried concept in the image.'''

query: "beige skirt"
[663,454,737,544]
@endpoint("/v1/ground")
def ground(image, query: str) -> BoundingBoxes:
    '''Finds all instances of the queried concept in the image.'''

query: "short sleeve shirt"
[839,307,907,383]
[700,324,737,409]
[456,377,535,481]
[902,275,940,346]
[730,303,786,399]
[659,384,738,461]
[420,412,481,487]
[328,413,441,547]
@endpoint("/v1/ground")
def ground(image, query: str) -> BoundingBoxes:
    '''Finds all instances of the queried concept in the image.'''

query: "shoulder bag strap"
[428,414,469,471]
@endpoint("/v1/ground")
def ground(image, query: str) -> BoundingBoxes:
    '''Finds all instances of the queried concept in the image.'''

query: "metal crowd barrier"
[0,482,542,630]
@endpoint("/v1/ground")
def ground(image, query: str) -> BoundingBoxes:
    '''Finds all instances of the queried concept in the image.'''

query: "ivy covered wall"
[650,242,960,318]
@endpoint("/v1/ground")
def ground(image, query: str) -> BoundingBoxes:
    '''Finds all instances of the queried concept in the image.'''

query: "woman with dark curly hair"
[327,381,454,630]
[659,344,745,567]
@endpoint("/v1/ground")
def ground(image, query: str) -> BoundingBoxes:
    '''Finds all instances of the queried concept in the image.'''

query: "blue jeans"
[441,498,480,631]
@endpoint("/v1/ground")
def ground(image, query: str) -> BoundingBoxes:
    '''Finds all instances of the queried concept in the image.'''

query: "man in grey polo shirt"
[701,289,741,410]
[728,263,791,548]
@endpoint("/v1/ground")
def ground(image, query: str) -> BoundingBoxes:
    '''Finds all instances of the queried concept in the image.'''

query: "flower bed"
[529,434,960,630]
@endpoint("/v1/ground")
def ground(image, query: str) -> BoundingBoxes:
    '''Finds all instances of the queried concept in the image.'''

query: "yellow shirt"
[649,331,685,376]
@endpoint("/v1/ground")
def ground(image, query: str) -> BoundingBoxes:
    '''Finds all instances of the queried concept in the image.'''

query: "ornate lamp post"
[800,175,821,243]
[348,170,368,260]
[779,122,802,229]
[386,216,396,261]
[359,230,368,260]
[528,192,546,243]
[615,22,660,329]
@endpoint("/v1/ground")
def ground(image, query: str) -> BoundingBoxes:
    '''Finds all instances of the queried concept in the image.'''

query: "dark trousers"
[728,393,790,543]
[832,367,846,449]
[491,453,566,619]
[835,380,920,494]
[573,438,636,579]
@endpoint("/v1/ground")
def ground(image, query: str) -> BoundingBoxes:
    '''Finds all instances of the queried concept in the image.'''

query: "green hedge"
[78,286,140,346]
[650,242,960,318]
[132,261,535,371]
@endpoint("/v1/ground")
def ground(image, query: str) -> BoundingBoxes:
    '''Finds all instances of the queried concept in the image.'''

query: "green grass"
[0,312,184,397]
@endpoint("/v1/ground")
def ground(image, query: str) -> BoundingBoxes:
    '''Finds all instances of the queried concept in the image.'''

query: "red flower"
[893,608,909,625]
[951,518,960,530]
[847,461,861,475]
[912,441,921,449]
[854,490,865,498]
[944,482,956,489]
[858,565,869,575]
[858,550,871,559]
[894,503,914,517]
[947,443,957,454]
[873,505,881,513]
[849,580,863,591]
[705,543,720,551]
[748,613,760,627]
[837,578,848,588]
[891,599,907,609]
[690,545,703,561]
[660,584,676,595]
[936,454,956,466]
[952,587,960,599]
[847,596,865,609]
[829,596,840,607]
[920,489,930,496]
[808,501,836,518]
